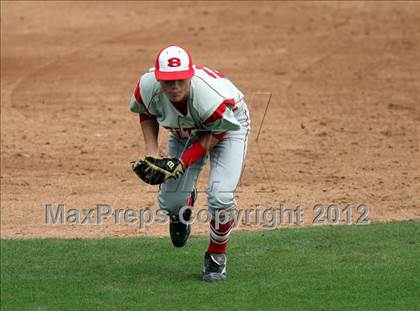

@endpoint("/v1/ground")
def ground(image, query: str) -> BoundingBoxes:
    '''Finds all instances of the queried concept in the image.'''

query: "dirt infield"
[1,2,419,238]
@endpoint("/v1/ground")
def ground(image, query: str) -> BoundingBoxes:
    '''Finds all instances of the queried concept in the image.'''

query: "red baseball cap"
[154,45,194,81]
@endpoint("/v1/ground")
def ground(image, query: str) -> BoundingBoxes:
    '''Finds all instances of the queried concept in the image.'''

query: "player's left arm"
[179,98,239,168]
[197,132,222,150]
[180,132,223,168]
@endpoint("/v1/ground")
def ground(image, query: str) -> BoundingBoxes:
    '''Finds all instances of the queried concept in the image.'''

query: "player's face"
[160,79,191,103]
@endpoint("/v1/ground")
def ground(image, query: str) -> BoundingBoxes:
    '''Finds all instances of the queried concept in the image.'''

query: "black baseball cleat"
[202,251,227,281]
[169,188,197,248]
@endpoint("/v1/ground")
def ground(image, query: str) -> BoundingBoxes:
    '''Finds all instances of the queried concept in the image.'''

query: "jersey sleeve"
[129,80,156,123]
[201,99,241,133]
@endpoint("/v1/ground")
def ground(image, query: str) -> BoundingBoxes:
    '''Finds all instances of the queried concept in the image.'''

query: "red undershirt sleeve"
[180,132,226,168]
[180,142,207,168]
[139,114,156,122]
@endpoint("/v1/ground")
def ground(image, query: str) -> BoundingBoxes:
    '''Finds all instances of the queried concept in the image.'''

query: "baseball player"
[130,45,250,281]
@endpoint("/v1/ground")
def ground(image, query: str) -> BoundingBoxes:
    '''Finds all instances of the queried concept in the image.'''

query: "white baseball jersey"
[130,65,245,140]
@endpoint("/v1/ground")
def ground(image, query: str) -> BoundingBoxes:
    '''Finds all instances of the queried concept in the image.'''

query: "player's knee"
[158,188,191,215]
[207,190,235,211]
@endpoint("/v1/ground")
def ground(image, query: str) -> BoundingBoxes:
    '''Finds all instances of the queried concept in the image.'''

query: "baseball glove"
[132,156,185,185]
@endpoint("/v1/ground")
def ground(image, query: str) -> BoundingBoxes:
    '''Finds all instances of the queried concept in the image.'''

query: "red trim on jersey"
[195,65,225,78]
[213,68,225,78]
[204,103,227,125]
[224,98,236,109]
[204,98,237,125]
[134,82,142,104]
[139,114,156,123]
[180,142,207,168]
[196,66,217,78]
[162,125,199,131]
[134,81,154,120]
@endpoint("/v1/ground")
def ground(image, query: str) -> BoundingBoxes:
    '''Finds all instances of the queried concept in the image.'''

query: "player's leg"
[158,134,206,214]
[158,133,207,247]
[207,126,249,253]
[203,104,250,281]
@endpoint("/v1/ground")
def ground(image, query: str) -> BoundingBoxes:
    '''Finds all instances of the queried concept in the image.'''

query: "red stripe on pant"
[207,219,234,254]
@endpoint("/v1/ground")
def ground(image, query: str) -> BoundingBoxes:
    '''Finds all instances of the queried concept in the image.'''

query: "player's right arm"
[130,79,160,156]
[140,118,160,156]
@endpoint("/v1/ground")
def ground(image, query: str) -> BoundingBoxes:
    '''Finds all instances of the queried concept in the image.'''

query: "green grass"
[1,221,420,311]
